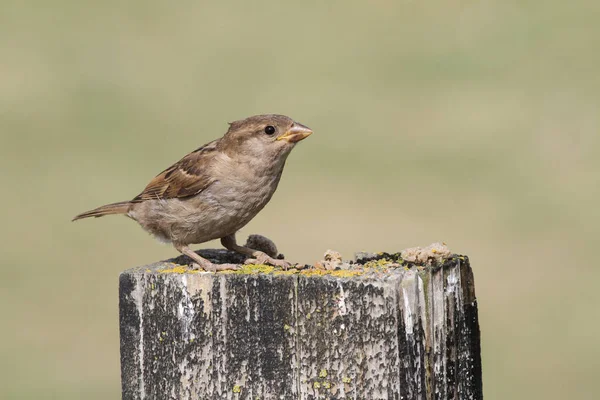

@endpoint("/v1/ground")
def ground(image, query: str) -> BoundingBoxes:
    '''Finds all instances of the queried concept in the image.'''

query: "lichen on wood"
[119,249,482,399]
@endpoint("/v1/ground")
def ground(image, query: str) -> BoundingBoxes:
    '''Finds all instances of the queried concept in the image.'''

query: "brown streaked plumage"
[73,114,312,271]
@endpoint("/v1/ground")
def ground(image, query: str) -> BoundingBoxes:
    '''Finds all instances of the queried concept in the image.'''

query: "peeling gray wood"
[119,250,482,400]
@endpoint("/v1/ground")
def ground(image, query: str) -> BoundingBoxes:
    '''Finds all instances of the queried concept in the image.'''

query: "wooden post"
[119,249,482,399]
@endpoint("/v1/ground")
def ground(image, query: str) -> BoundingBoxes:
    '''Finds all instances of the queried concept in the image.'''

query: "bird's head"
[220,114,312,162]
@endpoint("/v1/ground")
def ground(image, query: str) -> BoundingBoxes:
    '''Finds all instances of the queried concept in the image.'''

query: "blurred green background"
[2,0,599,398]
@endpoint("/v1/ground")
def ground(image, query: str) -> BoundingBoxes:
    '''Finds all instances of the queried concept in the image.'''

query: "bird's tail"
[72,201,131,221]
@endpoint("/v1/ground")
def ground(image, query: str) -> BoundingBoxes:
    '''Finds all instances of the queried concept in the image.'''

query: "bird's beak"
[277,123,313,143]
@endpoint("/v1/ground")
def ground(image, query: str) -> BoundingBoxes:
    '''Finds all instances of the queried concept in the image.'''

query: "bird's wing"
[132,140,219,202]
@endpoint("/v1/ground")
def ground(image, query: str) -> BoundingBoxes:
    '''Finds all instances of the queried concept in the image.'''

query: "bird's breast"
[196,153,287,233]
[208,168,282,220]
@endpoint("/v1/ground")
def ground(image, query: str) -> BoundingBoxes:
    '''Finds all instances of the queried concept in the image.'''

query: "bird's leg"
[173,244,239,272]
[221,234,291,269]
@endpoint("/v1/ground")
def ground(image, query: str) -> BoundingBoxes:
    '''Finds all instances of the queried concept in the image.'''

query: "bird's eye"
[264,125,276,135]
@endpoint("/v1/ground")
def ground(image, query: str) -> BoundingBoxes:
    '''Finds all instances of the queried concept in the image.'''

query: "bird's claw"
[245,252,292,270]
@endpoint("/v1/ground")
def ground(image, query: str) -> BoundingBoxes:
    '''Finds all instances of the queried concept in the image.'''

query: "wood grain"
[119,250,482,399]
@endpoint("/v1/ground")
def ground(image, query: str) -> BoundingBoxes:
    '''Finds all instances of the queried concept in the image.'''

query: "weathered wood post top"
[119,244,482,399]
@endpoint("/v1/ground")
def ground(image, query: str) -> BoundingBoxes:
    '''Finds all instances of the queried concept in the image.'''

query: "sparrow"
[73,114,312,272]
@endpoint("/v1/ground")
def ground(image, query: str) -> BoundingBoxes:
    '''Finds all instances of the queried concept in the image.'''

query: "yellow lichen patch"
[232,385,241,393]
[218,270,236,274]
[323,381,331,389]
[156,263,371,277]
[313,382,321,389]
[342,376,352,383]
[330,270,363,278]
[319,369,328,378]
[363,258,393,269]
[158,265,200,274]
[300,269,328,277]
[233,264,275,275]
[300,269,364,278]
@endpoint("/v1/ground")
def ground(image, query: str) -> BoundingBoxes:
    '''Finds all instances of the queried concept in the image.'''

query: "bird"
[73,114,312,272]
